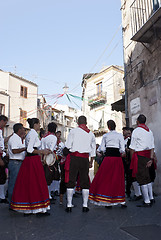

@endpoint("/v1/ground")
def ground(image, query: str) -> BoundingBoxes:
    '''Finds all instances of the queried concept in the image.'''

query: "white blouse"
[100,130,125,153]
[25,129,41,153]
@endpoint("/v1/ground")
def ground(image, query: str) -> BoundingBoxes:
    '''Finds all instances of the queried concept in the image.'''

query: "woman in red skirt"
[10,118,51,216]
[89,120,127,208]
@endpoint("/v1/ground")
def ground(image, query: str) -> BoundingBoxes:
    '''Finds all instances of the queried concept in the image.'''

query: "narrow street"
[0,193,161,240]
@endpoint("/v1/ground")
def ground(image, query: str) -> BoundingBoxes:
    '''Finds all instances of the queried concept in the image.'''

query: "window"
[97,82,102,96]
[20,109,27,127]
[0,104,5,115]
[20,86,27,98]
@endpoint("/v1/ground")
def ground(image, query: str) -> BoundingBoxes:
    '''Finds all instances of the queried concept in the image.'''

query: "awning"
[111,98,125,112]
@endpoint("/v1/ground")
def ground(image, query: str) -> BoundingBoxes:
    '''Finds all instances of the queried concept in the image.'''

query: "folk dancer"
[89,120,127,208]
[10,118,51,216]
[0,115,9,203]
[130,114,155,207]
[65,115,96,212]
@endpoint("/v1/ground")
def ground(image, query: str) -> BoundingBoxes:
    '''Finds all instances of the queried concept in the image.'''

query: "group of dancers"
[0,113,156,216]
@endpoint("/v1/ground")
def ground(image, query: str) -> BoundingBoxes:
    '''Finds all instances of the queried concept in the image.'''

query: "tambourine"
[43,153,57,166]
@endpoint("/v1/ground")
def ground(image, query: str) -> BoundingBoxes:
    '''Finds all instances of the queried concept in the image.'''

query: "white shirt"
[0,129,4,150]
[8,133,26,160]
[100,130,125,153]
[65,127,96,157]
[56,141,65,156]
[25,129,41,153]
[0,129,6,157]
[129,127,155,151]
[41,134,57,152]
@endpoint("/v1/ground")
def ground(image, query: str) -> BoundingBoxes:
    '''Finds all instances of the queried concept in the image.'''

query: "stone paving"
[0,193,161,240]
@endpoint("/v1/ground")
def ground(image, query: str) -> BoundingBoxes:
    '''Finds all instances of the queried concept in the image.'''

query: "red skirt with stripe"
[10,155,50,213]
[89,156,125,206]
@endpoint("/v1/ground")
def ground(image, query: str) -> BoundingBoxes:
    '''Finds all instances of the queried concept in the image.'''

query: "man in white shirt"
[65,115,96,212]
[130,114,155,207]
[8,123,26,205]
[0,115,8,203]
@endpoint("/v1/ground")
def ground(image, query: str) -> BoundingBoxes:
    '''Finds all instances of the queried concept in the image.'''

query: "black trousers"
[66,155,90,189]
[136,155,151,185]
[60,163,66,195]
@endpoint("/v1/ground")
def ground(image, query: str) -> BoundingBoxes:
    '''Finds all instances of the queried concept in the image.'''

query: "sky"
[0,0,123,108]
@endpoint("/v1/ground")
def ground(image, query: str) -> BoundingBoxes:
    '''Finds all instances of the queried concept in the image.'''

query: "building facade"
[121,0,161,192]
[82,65,125,144]
[0,70,38,135]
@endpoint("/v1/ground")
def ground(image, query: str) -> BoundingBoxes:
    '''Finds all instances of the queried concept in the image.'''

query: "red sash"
[64,152,89,183]
[130,150,151,177]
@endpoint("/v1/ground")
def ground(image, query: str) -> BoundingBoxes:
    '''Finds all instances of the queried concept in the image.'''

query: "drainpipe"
[121,14,129,127]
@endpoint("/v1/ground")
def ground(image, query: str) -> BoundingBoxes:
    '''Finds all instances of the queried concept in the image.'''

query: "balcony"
[130,0,161,43]
[88,92,106,109]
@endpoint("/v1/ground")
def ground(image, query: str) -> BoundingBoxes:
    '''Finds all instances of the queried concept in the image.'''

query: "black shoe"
[105,206,112,209]
[150,199,155,205]
[65,207,72,213]
[36,212,50,217]
[121,204,127,208]
[0,198,9,204]
[82,207,89,212]
[137,202,151,208]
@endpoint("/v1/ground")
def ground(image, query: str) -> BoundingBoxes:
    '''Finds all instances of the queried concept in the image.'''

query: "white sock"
[132,181,141,197]
[0,184,5,199]
[82,189,89,207]
[66,188,74,207]
[147,183,154,200]
[48,186,52,199]
[141,184,150,204]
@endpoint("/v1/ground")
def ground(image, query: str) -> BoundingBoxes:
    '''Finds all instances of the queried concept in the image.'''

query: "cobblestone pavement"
[0,193,161,240]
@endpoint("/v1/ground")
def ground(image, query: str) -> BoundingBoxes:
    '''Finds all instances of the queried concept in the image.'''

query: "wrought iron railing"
[88,92,106,107]
[130,0,160,36]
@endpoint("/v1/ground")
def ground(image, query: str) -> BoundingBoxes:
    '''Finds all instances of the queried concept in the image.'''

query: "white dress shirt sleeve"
[27,131,37,153]
[90,133,96,157]
[65,130,74,150]
[100,134,106,153]
[119,134,125,153]
[129,130,136,150]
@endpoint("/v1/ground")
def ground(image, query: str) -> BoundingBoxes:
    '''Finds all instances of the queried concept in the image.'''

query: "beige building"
[0,70,38,135]
[121,0,161,192]
[82,65,125,144]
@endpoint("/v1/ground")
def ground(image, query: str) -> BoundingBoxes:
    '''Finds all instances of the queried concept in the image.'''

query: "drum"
[43,153,57,166]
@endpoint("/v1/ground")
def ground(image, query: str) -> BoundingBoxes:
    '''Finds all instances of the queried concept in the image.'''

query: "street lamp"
[63,83,69,93]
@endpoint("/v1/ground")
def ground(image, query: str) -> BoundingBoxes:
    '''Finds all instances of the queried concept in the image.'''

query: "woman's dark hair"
[48,122,57,133]
[107,120,116,130]
[0,115,8,122]
[27,118,39,129]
